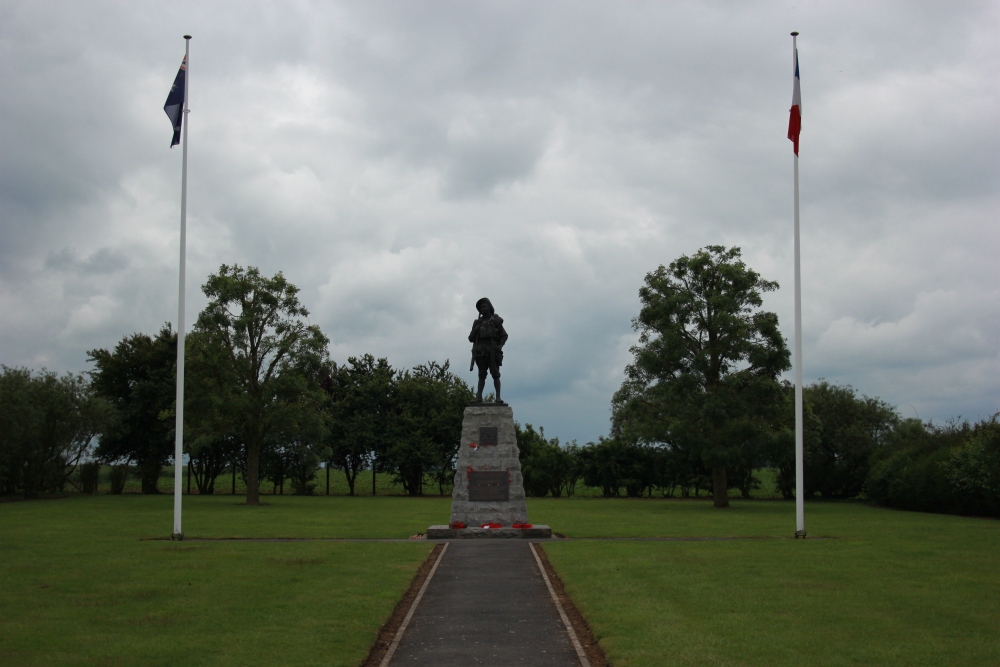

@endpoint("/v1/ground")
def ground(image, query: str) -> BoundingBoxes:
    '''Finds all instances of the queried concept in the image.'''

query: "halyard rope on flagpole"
[173,35,191,540]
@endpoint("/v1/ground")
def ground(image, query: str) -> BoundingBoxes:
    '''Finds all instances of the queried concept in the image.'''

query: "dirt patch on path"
[534,543,610,667]
[361,542,444,667]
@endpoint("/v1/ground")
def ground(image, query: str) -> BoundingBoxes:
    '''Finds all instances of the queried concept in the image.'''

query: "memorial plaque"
[468,470,509,501]
[479,426,499,447]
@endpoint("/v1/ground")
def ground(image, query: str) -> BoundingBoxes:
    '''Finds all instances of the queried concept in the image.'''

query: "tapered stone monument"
[428,404,551,538]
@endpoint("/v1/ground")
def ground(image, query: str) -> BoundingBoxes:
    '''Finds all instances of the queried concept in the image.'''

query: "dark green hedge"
[864,417,1000,517]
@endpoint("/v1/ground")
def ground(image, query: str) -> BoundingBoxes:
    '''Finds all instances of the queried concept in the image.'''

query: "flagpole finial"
[791,31,799,37]
[184,35,192,40]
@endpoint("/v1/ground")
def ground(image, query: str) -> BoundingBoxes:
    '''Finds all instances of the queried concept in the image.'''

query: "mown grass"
[539,499,1000,666]
[6,494,995,666]
[0,495,435,666]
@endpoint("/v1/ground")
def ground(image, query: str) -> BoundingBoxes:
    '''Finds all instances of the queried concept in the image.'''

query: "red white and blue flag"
[163,55,187,148]
[788,48,801,155]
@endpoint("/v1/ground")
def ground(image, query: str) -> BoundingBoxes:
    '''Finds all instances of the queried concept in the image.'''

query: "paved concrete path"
[387,541,581,666]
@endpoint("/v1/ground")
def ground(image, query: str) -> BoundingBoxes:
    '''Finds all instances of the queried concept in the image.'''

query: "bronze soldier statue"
[469,297,508,404]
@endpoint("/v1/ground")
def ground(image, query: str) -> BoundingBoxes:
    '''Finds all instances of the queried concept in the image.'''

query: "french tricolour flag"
[788,48,801,155]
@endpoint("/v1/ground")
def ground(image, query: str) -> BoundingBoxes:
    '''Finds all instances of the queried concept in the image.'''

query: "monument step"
[427,524,553,539]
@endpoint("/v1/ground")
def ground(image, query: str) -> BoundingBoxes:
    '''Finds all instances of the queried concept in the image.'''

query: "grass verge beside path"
[7,495,1000,666]
[0,495,435,666]
[539,500,1000,666]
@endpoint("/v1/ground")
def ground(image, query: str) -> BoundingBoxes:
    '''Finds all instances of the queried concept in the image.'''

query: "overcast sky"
[1,1,998,444]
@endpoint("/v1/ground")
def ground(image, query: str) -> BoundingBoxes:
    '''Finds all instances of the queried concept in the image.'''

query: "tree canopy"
[389,360,473,496]
[193,264,329,505]
[613,246,790,508]
[88,325,177,493]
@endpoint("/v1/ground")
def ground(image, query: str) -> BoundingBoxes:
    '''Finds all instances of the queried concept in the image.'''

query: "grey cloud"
[45,247,129,275]
[1,0,998,444]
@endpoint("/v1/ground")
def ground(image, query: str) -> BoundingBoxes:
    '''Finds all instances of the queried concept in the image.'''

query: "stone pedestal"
[428,404,551,539]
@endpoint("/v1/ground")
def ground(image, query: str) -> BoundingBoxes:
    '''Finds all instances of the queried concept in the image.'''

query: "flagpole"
[791,31,806,539]
[172,34,191,541]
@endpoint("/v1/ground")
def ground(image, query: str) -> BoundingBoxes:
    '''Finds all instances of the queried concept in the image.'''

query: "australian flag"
[163,55,187,147]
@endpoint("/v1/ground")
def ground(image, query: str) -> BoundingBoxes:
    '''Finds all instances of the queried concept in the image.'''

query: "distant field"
[82,465,420,497]
[70,464,786,499]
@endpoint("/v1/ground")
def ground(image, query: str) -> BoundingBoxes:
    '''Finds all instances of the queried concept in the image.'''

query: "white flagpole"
[791,31,806,539]
[172,35,191,541]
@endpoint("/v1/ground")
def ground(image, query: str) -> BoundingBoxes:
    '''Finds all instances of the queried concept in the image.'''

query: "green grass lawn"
[4,494,997,666]
[0,495,436,666]
[535,498,1000,666]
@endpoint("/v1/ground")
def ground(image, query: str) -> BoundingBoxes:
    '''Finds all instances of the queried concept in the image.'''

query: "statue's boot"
[494,378,506,405]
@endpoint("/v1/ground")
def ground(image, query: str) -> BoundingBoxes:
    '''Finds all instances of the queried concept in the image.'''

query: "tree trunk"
[246,443,260,505]
[712,466,730,509]
[139,459,161,494]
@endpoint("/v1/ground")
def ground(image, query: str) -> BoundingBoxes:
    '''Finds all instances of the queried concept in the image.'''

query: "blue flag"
[163,55,187,147]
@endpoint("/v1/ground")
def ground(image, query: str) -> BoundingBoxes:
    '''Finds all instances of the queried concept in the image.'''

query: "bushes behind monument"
[864,415,1000,517]
[517,393,1000,519]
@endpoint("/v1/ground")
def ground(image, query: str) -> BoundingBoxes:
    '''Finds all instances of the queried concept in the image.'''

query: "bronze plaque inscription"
[479,427,499,447]
[468,470,509,502]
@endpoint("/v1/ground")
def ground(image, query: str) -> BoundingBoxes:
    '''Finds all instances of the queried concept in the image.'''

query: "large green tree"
[88,326,177,493]
[193,265,329,506]
[613,246,790,508]
[803,381,898,498]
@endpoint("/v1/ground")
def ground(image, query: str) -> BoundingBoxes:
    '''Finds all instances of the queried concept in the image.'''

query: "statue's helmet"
[475,297,494,315]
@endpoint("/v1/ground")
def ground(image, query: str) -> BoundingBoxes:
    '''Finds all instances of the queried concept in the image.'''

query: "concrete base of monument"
[426,524,553,539]
[433,404,550,539]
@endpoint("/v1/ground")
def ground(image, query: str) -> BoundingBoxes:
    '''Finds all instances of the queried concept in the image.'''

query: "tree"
[865,415,999,517]
[650,443,711,497]
[193,265,329,506]
[324,355,396,496]
[802,381,898,498]
[186,436,237,495]
[387,361,472,496]
[577,437,627,498]
[269,410,330,496]
[0,367,110,498]
[285,438,330,495]
[88,326,177,493]
[770,382,820,500]
[612,246,791,508]
[945,416,1000,515]
[517,424,580,498]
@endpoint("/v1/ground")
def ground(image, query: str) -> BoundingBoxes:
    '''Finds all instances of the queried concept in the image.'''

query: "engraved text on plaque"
[468,470,509,502]
[478,427,498,447]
